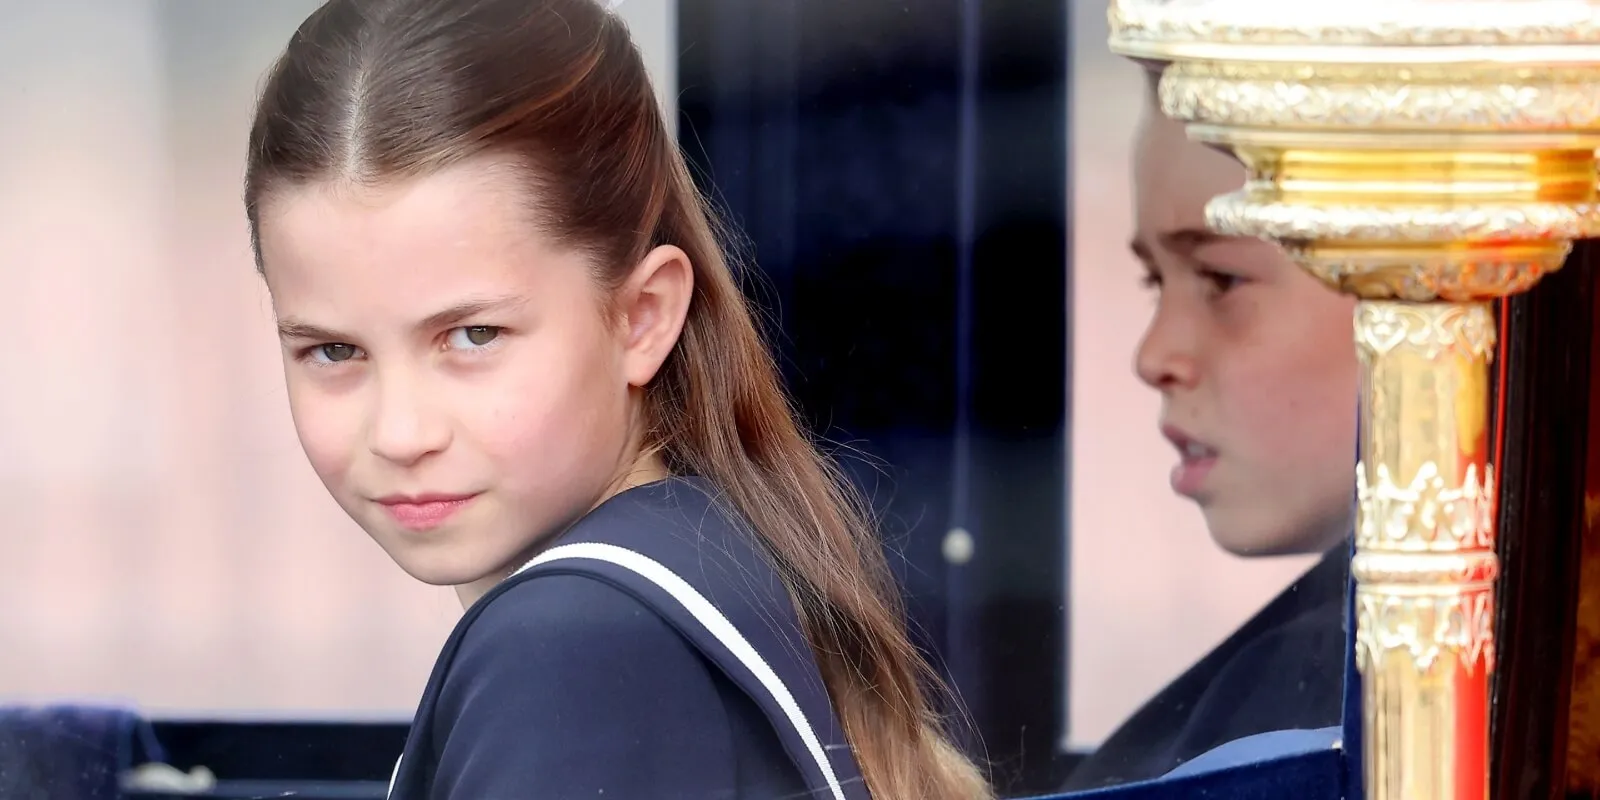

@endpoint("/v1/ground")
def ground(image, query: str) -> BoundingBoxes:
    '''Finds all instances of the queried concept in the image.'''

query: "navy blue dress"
[386,477,870,799]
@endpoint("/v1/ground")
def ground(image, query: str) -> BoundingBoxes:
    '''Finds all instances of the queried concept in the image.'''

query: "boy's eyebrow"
[1129,228,1236,262]
[1160,227,1226,253]
[276,294,528,342]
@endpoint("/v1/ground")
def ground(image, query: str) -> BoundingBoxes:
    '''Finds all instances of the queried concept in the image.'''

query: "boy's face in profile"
[1130,76,1359,556]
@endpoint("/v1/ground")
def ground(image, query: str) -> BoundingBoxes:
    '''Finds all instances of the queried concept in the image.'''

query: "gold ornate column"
[1108,3,1600,798]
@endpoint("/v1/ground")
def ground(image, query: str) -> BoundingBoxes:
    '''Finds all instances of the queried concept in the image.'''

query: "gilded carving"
[1352,303,1496,361]
[1161,62,1600,132]
[1108,0,1600,49]
[1356,461,1496,551]
[1350,550,1499,586]
[1205,195,1600,246]
[1355,589,1496,676]
[1204,194,1596,301]
[1298,256,1559,303]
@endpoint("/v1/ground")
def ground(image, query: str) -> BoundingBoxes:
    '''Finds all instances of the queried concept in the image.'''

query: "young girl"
[1062,65,1358,788]
[244,1,989,798]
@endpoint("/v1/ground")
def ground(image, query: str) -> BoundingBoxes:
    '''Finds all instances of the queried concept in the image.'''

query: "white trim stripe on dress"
[387,754,401,799]
[516,542,849,800]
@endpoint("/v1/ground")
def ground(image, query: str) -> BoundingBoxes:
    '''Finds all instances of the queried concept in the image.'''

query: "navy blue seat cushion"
[0,705,160,800]
[1024,728,1345,800]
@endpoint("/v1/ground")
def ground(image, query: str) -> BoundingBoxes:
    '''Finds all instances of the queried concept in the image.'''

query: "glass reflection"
[1059,11,1352,792]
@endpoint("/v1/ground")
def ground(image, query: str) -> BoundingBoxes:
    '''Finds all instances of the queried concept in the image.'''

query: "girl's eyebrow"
[415,294,528,332]
[276,294,528,342]
[277,318,347,343]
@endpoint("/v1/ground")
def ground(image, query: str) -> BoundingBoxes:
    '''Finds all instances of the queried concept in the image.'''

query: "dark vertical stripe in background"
[677,1,1070,792]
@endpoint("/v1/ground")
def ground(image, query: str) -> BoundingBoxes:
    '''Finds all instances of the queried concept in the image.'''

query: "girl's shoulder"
[420,569,744,797]
[522,476,801,630]
[508,477,863,791]
[391,477,868,800]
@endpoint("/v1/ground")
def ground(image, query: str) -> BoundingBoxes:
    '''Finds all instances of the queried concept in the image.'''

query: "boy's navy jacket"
[386,476,870,799]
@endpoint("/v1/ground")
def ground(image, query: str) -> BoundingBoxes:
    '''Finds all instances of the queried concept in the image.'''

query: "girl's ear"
[615,244,694,387]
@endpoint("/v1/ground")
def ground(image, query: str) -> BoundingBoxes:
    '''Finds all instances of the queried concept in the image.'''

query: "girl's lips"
[376,494,480,531]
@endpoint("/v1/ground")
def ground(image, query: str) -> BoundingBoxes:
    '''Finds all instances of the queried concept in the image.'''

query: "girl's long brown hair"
[244,1,990,797]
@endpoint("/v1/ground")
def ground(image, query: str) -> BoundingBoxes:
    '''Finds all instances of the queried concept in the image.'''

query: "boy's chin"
[1202,506,1324,558]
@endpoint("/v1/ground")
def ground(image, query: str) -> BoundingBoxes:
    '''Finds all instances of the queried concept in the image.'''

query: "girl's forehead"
[271,173,523,246]
[260,179,563,295]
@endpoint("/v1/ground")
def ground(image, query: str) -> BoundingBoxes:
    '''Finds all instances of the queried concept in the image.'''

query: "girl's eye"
[447,326,503,350]
[1139,270,1162,290]
[309,343,362,364]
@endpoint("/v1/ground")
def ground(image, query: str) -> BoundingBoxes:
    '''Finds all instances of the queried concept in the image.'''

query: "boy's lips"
[1162,424,1218,497]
